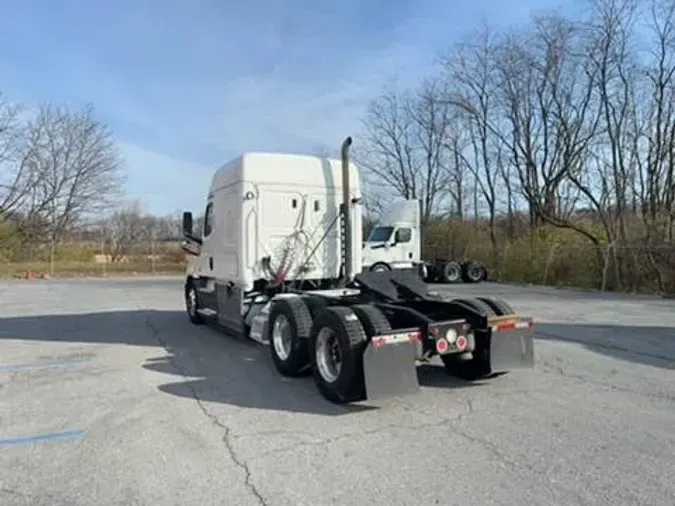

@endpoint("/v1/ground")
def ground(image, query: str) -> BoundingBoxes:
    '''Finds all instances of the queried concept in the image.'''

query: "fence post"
[150,236,156,275]
[100,240,107,277]
[542,243,559,285]
[600,242,613,292]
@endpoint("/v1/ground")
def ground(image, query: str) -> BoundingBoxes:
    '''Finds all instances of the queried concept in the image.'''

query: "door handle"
[209,257,213,270]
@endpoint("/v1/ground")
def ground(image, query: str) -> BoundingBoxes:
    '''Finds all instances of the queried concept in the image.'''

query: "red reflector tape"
[492,318,534,332]
[372,332,421,348]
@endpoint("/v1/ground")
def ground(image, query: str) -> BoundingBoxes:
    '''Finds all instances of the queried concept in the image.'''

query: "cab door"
[195,200,217,311]
[393,226,415,263]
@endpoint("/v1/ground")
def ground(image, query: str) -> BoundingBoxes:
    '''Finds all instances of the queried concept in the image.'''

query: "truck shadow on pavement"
[1,310,673,417]
[141,317,478,416]
[0,309,472,416]
[536,322,675,369]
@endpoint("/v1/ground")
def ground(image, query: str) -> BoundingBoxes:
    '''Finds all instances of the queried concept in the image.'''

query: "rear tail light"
[436,338,449,353]
[456,335,467,351]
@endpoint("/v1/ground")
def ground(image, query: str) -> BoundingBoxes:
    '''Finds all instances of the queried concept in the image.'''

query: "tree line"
[357,0,675,293]
[0,95,189,269]
[3,0,675,292]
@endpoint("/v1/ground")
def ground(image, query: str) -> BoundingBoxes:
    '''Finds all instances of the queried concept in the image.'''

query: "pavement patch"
[0,428,85,446]
[0,354,92,372]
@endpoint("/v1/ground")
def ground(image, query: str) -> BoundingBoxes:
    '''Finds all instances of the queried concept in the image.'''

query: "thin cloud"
[0,0,571,214]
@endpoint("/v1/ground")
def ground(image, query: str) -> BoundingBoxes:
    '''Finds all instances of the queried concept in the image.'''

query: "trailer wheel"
[268,297,313,377]
[441,261,463,283]
[185,281,205,325]
[369,262,391,273]
[351,304,392,336]
[309,306,368,404]
[476,296,514,316]
[463,261,485,283]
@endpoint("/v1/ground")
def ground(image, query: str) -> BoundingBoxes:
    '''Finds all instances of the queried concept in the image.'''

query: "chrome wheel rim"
[315,327,342,383]
[187,288,197,315]
[272,314,292,361]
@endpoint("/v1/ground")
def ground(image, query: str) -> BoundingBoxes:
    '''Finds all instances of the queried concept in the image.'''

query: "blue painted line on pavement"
[0,355,91,371]
[0,428,85,446]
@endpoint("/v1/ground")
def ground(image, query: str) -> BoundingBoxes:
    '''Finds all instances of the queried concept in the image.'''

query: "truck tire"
[185,281,205,325]
[350,304,392,336]
[308,306,368,404]
[417,263,428,281]
[453,297,497,317]
[369,262,391,273]
[462,261,485,283]
[268,297,313,377]
[422,263,436,283]
[441,261,462,283]
[476,296,514,316]
[441,351,491,380]
[301,295,329,319]
[442,297,494,380]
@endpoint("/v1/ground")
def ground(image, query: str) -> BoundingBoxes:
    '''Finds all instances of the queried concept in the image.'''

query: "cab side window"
[203,202,214,237]
[395,227,412,243]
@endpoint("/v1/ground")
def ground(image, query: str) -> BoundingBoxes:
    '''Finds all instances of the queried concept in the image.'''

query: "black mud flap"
[362,331,420,401]
[489,329,535,373]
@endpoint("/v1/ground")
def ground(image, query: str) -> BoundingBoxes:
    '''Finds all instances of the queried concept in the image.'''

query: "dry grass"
[0,260,187,279]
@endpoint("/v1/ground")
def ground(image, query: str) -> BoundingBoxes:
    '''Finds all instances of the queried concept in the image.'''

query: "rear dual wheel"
[268,298,368,403]
[310,304,392,404]
[268,298,313,377]
[441,261,463,283]
[440,296,513,380]
[309,307,369,404]
[462,261,485,283]
[268,297,392,404]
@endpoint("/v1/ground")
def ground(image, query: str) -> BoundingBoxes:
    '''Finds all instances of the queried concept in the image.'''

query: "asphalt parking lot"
[1,277,674,506]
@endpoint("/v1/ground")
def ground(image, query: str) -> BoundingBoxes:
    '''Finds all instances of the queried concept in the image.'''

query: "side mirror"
[182,211,193,236]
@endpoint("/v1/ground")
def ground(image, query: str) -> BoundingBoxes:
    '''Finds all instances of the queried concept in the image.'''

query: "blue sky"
[0,0,574,216]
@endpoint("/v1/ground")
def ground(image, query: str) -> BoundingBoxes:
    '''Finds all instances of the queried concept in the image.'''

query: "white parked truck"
[362,199,488,284]
[181,137,535,404]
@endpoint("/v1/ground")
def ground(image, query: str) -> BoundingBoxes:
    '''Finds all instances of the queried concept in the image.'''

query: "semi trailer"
[362,199,488,284]
[181,137,535,404]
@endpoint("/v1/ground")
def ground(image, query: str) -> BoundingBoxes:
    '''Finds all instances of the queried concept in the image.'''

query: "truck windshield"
[367,226,394,242]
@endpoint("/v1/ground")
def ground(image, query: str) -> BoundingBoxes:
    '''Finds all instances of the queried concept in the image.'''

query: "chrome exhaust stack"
[341,136,353,283]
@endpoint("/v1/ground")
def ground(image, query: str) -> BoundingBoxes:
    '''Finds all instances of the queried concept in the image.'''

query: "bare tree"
[496,15,603,234]
[0,93,29,217]
[439,22,507,266]
[359,85,418,201]
[102,201,148,262]
[359,78,453,228]
[19,103,125,271]
[629,0,675,290]
[407,77,455,224]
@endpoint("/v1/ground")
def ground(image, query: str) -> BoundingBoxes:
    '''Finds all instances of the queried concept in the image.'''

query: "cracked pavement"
[0,277,674,505]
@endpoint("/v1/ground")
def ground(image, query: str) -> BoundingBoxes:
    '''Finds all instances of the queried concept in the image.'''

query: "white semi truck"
[181,137,535,404]
[362,199,488,284]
